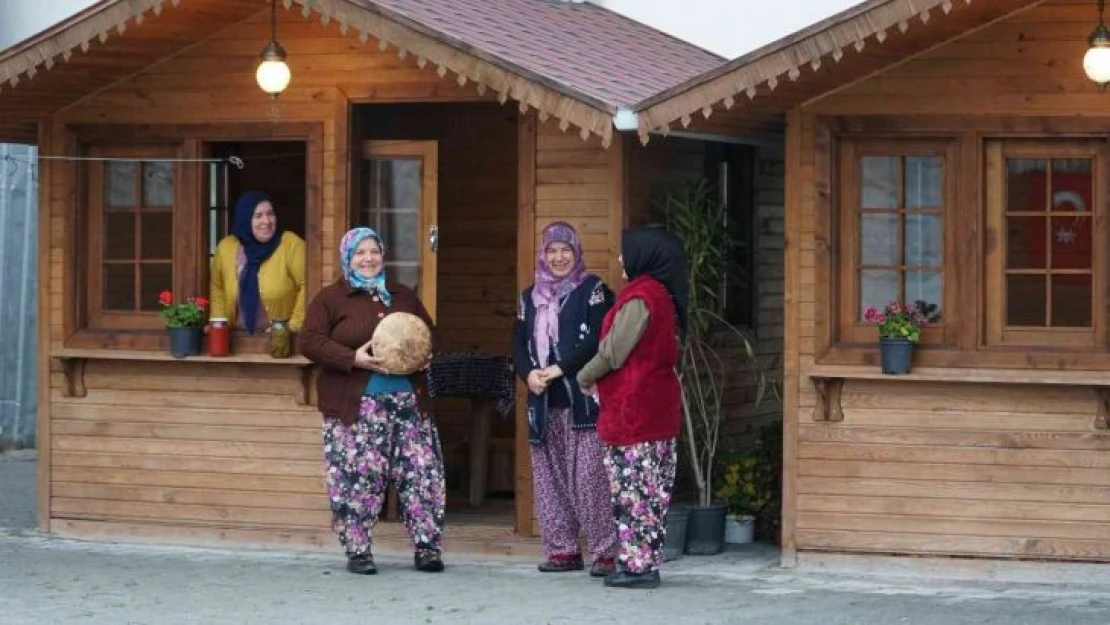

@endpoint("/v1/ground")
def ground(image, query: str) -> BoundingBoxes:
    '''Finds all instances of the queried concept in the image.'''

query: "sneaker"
[414,549,445,573]
[346,553,377,575]
[603,569,661,589]
[589,558,616,578]
[537,554,585,573]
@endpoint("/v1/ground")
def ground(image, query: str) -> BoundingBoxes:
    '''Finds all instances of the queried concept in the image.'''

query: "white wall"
[0,0,97,49]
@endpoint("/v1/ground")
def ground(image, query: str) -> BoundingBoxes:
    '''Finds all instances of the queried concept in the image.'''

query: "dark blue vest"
[519,276,602,445]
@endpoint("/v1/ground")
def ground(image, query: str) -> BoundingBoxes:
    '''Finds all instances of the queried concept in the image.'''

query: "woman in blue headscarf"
[210,191,306,333]
[300,227,445,576]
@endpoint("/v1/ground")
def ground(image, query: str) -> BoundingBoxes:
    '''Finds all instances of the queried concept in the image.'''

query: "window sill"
[52,348,314,405]
[808,364,1110,428]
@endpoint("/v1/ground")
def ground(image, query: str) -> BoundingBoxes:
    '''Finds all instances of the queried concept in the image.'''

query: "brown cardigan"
[298,279,435,425]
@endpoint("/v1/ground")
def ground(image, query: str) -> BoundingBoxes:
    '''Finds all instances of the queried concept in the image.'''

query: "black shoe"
[346,553,377,575]
[538,555,585,573]
[604,569,661,589]
[415,549,445,573]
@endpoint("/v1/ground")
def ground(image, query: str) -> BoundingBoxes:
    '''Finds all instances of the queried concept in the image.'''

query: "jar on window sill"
[269,318,294,359]
[208,317,231,357]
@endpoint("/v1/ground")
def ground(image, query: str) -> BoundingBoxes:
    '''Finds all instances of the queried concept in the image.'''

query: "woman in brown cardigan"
[299,227,445,576]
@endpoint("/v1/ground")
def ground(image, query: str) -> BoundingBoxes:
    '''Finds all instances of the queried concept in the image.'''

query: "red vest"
[596,276,681,446]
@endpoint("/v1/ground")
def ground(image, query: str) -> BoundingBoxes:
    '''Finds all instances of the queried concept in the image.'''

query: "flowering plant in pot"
[862,300,940,374]
[157,291,208,358]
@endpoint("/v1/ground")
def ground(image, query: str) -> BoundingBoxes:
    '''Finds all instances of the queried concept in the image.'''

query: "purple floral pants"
[530,408,617,564]
[322,393,446,557]
[604,438,677,574]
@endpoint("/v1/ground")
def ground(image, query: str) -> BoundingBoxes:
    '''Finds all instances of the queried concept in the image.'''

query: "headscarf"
[621,225,690,340]
[531,221,588,366]
[232,191,283,334]
[340,227,392,306]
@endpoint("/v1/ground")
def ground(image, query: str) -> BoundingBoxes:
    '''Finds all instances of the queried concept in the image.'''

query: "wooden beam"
[514,111,537,537]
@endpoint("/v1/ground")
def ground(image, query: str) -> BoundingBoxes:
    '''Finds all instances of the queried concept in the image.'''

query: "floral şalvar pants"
[603,438,677,574]
[322,393,446,557]
[531,408,617,564]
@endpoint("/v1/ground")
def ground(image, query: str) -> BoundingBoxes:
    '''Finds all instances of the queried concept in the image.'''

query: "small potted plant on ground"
[715,452,762,544]
[863,300,939,374]
[158,290,208,358]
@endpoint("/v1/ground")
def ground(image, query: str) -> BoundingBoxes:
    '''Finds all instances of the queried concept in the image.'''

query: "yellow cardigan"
[210,231,306,331]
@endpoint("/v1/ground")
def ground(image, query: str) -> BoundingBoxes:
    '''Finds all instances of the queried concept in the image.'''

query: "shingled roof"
[0,0,724,145]
[369,0,724,108]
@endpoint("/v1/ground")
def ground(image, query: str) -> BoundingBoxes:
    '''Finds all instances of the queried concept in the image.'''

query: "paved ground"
[0,449,35,528]
[3,451,1110,624]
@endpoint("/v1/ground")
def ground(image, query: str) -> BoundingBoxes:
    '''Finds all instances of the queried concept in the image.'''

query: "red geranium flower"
[195,296,209,309]
[158,290,173,306]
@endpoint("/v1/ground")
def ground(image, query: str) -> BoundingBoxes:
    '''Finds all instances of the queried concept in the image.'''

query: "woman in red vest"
[577,226,688,590]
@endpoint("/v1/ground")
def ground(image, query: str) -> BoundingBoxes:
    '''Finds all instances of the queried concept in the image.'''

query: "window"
[837,140,954,344]
[706,143,756,328]
[984,140,1104,348]
[71,126,319,348]
[86,146,182,330]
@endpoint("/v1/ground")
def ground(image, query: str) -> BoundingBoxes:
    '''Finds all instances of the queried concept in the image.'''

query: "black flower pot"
[663,504,690,562]
[168,327,202,359]
[684,504,727,555]
[879,337,914,374]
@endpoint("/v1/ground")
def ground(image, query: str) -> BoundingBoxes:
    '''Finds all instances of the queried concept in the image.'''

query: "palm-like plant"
[655,179,772,507]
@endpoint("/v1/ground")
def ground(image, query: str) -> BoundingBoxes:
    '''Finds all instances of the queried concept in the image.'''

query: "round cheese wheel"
[369,311,432,375]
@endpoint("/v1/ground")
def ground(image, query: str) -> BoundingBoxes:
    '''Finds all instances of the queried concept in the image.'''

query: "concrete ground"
[0,448,35,529]
[3,451,1110,624]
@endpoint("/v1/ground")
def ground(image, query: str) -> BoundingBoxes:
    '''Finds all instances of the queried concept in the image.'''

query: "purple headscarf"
[531,222,588,367]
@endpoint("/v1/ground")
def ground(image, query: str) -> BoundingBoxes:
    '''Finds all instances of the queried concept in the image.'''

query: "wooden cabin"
[635,0,1110,567]
[0,0,784,554]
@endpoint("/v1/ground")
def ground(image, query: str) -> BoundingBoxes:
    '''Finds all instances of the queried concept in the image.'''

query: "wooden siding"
[37,8,564,548]
[786,1,1110,562]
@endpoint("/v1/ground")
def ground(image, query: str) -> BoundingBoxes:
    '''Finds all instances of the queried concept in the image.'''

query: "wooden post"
[468,398,493,506]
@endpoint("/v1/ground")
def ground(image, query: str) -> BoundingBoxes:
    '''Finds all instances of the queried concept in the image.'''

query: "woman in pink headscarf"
[511,221,617,577]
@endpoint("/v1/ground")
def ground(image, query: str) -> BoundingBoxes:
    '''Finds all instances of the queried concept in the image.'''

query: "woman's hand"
[354,340,389,374]
[581,381,598,397]
[539,365,563,382]
[526,369,548,395]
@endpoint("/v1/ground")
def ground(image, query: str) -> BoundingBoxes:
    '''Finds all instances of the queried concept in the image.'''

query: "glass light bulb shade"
[1085,45,1110,85]
[256,59,291,95]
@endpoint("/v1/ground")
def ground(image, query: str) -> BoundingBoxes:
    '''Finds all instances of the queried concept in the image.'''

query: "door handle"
[428,224,439,253]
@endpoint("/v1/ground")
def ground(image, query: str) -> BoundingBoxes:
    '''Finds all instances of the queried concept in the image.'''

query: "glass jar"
[208,317,230,357]
[269,318,293,359]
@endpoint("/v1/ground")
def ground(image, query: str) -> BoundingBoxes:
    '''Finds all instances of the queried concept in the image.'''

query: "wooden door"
[358,140,439,320]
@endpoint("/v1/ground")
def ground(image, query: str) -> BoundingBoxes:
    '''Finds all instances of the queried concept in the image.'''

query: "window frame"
[84,144,187,331]
[64,122,323,351]
[983,139,1107,350]
[836,138,959,346]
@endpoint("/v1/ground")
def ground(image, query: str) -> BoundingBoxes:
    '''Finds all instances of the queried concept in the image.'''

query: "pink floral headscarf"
[531,222,588,367]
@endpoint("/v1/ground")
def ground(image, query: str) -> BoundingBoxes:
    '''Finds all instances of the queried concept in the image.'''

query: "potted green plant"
[654,179,775,556]
[863,300,940,374]
[716,453,761,544]
[158,290,209,358]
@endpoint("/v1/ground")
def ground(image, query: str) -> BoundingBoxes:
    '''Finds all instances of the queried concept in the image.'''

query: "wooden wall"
[785,1,1110,562]
[38,8,544,547]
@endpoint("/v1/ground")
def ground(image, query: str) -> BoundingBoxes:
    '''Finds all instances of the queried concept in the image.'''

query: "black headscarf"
[621,225,689,340]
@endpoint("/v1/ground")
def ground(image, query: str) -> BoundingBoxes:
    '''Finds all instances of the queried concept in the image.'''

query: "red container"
[208,318,230,357]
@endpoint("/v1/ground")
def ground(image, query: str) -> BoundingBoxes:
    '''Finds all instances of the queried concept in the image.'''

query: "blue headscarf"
[232,191,283,334]
[341,227,391,306]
